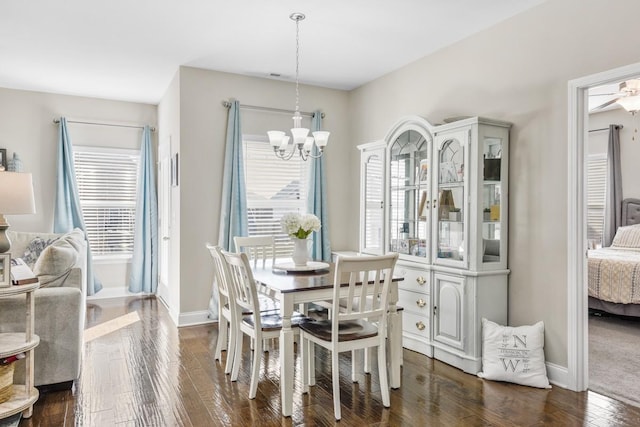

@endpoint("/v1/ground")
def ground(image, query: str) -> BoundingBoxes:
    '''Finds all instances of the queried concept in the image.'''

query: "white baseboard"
[87,287,152,300]
[178,310,216,327]
[546,361,568,389]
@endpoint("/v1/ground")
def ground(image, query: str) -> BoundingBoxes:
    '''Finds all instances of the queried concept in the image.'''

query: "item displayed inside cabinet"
[418,191,428,219]
[440,161,457,183]
[490,205,500,221]
[417,159,429,182]
[484,158,501,181]
[438,190,455,219]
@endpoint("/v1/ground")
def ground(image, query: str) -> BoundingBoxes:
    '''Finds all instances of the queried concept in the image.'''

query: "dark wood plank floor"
[18,296,640,426]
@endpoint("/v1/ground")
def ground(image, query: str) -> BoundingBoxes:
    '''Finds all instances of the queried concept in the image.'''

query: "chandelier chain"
[295,16,300,114]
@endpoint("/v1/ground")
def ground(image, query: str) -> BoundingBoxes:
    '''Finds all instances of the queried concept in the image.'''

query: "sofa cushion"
[22,236,58,269]
[33,229,84,288]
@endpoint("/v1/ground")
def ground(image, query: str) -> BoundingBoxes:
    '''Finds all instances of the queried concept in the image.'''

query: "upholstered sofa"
[0,229,87,388]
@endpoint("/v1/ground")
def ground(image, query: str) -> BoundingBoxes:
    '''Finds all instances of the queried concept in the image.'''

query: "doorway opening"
[567,61,640,392]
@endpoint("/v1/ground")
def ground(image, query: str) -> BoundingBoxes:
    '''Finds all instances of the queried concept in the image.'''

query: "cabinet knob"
[416,321,426,331]
[432,199,437,207]
[416,298,426,308]
[416,276,426,285]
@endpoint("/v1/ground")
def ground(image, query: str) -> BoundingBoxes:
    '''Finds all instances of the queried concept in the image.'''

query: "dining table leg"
[279,293,295,417]
[388,301,403,389]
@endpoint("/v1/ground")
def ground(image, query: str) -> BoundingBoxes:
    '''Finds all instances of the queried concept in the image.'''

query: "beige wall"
[176,66,350,315]
[349,0,640,367]
[0,87,156,293]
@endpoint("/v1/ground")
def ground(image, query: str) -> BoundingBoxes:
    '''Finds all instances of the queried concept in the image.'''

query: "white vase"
[291,237,310,267]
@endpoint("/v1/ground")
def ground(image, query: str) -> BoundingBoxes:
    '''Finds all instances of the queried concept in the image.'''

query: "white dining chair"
[205,244,237,375]
[298,253,399,420]
[221,250,308,399]
[233,235,276,268]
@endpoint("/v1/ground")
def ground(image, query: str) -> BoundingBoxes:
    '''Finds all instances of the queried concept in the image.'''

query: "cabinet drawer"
[398,289,430,315]
[396,266,429,293]
[403,311,430,340]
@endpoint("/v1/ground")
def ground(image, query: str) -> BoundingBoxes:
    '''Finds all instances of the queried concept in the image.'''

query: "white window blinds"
[587,154,607,244]
[73,146,140,257]
[243,136,308,258]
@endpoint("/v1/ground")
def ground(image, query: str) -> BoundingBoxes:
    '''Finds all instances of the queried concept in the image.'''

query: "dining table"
[251,261,404,418]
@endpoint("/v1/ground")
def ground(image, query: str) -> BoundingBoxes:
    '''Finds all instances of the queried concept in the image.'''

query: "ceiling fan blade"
[590,98,620,111]
[589,92,620,97]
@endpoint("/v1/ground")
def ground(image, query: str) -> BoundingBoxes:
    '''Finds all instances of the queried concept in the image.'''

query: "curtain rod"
[589,124,623,133]
[52,118,156,132]
[221,100,325,119]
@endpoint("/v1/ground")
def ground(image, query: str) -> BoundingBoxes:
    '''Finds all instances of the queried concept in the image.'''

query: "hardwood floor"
[18,296,640,426]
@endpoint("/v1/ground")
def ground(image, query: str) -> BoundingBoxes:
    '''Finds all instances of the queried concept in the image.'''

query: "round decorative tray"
[272,261,330,272]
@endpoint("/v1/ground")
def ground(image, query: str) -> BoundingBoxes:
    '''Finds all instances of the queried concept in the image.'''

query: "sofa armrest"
[63,267,84,291]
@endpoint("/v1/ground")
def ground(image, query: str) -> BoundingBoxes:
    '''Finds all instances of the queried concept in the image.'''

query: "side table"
[0,282,40,420]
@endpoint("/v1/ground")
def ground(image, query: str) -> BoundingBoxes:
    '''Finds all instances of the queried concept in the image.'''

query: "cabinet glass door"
[436,136,465,263]
[482,136,502,263]
[388,130,429,260]
[363,152,384,254]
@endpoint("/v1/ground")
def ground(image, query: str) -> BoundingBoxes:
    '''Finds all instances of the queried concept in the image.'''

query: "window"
[243,136,308,258]
[73,146,139,258]
[587,154,607,245]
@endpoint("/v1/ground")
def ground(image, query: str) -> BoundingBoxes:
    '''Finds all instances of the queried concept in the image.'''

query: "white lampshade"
[303,136,314,151]
[291,128,309,145]
[0,172,36,214]
[0,172,36,254]
[312,131,330,148]
[268,131,285,148]
[616,96,640,112]
[279,135,291,150]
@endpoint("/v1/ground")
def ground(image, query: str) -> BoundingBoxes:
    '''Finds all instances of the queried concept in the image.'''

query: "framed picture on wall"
[0,149,6,171]
[171,153,179,187]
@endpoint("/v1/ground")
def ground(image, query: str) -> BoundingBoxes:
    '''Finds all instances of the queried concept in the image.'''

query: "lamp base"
[0,214,11,254]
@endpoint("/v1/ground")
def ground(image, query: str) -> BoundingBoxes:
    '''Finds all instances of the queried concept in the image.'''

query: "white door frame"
[567,61,640,391]
[157,135,172,306]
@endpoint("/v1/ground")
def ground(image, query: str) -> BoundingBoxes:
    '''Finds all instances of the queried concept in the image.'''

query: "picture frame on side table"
[0,254,11,287]
[0,148,6,171]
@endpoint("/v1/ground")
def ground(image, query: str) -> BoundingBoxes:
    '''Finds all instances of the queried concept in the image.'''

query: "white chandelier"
[267,13,329,161]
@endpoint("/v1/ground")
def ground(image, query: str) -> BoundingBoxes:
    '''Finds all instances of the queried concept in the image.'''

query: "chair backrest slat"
[331,253,399,338]
[206,244,233,304]
[234,235,276,269]
[222,250,262,329]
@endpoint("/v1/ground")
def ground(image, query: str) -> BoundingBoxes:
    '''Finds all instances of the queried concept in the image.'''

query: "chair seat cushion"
[257,294,280,312]
[299,319,378,341]
[242,311,308,331]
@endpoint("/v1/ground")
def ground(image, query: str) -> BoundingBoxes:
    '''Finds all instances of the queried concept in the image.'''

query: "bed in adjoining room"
[588,198,640,317]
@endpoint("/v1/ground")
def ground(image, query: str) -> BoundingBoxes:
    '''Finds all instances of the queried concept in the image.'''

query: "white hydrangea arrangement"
[281,213,321,239]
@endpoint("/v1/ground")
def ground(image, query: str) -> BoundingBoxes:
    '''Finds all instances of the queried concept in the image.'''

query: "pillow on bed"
[611,224,640,248]
[477,318,551,389]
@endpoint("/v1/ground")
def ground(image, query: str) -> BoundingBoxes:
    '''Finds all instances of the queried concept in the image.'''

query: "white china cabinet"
[358,116,510,373]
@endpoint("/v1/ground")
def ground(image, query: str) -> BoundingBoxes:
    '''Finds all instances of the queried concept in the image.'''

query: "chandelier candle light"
[267,12,330,161]
[281,213,321,266]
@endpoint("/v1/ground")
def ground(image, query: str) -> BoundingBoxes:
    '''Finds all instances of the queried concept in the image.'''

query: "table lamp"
[0,172,36,253]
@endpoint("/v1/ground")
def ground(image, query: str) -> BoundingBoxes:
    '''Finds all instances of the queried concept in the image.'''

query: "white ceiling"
[0,0,546,104]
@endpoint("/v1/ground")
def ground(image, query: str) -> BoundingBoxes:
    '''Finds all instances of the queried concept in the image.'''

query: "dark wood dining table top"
[251,262,402,294]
